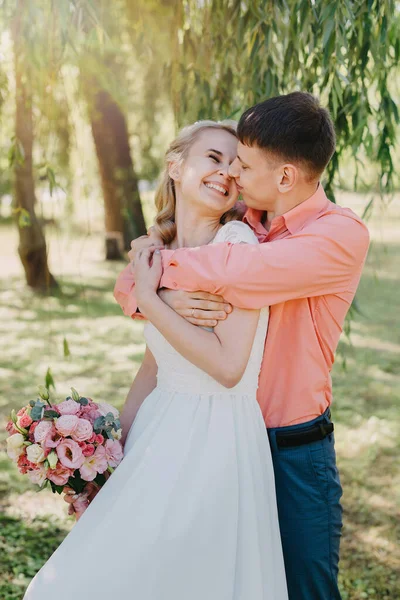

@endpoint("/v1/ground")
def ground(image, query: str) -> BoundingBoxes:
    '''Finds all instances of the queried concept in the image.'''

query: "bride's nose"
[218,164,231,179]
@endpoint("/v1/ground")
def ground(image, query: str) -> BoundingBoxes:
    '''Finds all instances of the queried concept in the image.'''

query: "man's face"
[228,142,277,210]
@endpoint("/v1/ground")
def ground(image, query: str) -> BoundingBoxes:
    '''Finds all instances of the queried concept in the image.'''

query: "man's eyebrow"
[206,148,223,155]
[237,153,248,165]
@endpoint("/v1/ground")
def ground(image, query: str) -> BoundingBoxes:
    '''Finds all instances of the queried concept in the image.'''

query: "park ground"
[0,192,399,599]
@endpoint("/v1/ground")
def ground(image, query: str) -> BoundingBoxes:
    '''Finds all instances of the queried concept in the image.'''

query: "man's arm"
[159,213,370,308]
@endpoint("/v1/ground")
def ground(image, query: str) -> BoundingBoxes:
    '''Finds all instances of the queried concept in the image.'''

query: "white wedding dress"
[24,221,288,600]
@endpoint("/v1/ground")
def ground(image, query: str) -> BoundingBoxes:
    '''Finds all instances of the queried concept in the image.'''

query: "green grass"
[0,192,399,599]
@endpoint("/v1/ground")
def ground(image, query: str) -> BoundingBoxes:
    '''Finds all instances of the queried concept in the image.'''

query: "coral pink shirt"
[114,185,370,428]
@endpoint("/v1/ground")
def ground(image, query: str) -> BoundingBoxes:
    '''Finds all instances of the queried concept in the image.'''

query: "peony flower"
[71,418,93,443]
[97,402,119,419]
[7,433,26,461]
[55,399,81,416]
[27,464,48,487]
[80,445,108,481]
[26,443,46,464]
[34,421,54,443]
[104,439,123,467]
[56,439,85,469]
[55,414,79,437]
[47,465,73,486]
[18,413,33,428]
[47,450,59,469]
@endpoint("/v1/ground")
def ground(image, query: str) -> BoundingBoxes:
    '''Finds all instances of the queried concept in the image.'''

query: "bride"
[24,120,288,599]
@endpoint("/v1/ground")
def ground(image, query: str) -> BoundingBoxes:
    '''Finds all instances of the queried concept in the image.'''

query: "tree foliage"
[166,0,400,198]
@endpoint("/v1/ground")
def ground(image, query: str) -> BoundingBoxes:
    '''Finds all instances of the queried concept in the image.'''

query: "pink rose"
[71,419,93,443]
[6,421,19,435]
[55,414,79,437]
[19,413,33,428]
[48,465,73,486]
[56,439,85,469]
[95,434,104,445]
[81,444,95,457]
[34,420,54,443]
[104,439,123,467]
[55,399,81,416]
[79,445,108,481]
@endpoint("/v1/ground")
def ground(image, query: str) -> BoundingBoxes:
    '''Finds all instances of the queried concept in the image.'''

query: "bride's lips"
[204,181,230,197]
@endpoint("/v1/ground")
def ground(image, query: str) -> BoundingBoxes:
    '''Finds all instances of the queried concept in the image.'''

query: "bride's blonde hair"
[154,120,241,245]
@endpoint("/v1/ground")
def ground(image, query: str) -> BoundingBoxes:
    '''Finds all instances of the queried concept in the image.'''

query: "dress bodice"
[145,221,269,396]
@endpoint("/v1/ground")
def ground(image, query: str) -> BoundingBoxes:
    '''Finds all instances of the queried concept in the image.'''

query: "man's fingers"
[191,292,225,302]
[181,309,227,321]
[190,299,229,312]
[187,318,218,327]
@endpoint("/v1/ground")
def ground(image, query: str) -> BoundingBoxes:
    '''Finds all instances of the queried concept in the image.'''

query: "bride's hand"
[134,248,163,310]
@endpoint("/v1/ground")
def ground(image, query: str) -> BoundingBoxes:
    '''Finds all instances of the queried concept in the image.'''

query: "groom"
[114,92,370,599]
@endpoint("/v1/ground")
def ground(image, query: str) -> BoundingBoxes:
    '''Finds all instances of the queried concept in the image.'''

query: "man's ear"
[168,161,181,182]
[277,163,297,193]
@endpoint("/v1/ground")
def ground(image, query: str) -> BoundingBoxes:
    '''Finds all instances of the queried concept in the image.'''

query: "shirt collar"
[243,184,330,237]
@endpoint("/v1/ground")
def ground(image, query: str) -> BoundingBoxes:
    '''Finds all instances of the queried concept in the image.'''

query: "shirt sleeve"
[159,212,370,308]
[113,263,145,319]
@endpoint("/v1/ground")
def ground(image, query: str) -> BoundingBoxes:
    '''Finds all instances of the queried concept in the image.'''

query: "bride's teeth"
[205,183,227,195]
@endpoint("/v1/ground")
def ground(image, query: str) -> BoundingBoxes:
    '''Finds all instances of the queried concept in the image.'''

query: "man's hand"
[128,226,164,264]
[158,289,232,327]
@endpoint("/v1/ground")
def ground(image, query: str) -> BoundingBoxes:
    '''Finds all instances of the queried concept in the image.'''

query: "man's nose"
[228,158,240,178]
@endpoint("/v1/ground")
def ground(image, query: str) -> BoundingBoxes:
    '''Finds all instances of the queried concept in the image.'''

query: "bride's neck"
[170,202,221,249]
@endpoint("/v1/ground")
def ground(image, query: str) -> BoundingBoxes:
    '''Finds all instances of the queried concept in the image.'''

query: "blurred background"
[0,1,399,599]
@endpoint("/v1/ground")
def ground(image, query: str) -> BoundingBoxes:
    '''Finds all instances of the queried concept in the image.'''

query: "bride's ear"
[168,161,181,182]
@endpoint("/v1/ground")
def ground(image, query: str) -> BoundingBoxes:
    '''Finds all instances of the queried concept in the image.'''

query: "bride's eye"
[208,154,220,163]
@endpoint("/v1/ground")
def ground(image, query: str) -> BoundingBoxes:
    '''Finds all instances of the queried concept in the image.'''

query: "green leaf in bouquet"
[66,472,87,494]
[29,400,36,407]
[105,428,114,440]
[42,410,59,419]
[78,397,89,406]
[30,405,45,421]
[94,473,106,487]
[93,416,106,432]
[50,481,64,494]
[112,419,121,431]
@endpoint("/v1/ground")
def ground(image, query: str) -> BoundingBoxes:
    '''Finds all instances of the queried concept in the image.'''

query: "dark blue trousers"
[268,409,343,600]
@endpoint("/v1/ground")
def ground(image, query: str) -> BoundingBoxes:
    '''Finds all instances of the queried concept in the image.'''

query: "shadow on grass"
[0,513,68,600]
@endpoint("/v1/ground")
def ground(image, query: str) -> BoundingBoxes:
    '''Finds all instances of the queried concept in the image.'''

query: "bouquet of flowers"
[5,386,124,517]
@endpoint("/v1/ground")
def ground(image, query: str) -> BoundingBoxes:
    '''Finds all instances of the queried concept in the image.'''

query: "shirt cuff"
[113,265,146,320]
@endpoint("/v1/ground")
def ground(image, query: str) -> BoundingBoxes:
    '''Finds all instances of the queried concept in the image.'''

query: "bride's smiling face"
[170,129,239,217]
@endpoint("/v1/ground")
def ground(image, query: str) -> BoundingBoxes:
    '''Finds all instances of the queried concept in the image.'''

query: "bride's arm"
[135,249,260,389]
[119,346,157,447]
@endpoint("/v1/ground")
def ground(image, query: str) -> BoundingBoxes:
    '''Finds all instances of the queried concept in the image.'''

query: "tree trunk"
[88,87,147,260]
[13,12,57,292]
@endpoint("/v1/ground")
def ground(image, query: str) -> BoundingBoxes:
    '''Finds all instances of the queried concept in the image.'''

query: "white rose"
[6,433,26,461]
[27,465,47,487]
[26,443,46,464]
[97,402,119,419]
